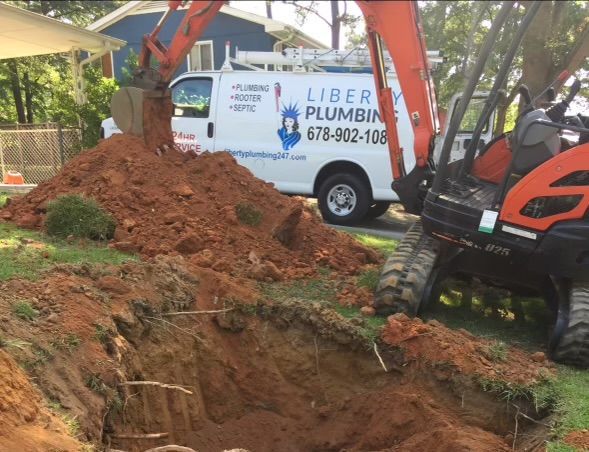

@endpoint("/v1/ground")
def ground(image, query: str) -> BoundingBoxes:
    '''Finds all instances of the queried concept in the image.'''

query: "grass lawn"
[0,222,135,281]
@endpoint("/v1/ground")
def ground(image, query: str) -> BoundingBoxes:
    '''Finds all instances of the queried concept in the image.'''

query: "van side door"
[170,74,219,154]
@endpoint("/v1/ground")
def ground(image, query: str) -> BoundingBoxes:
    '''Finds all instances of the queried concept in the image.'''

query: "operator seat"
[510,110,560,176]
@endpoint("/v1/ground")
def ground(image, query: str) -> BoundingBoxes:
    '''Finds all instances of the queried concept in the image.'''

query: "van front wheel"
[318,173,370,225]
[366,201,391,219]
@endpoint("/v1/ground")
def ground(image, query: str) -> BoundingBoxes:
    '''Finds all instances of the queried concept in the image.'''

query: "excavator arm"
[137,1,223,88]
[110,0,437,212]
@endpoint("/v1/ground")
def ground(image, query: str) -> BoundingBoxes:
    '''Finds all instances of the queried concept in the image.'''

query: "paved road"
[328,204,416,241]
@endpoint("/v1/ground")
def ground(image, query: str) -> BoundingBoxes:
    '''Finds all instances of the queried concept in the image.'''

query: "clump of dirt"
[382,313,555,386]
[0,349,81,451]
[564,430,589,450]
[2,135,380,279]
[0,257,553,451]
[142,94,175,152]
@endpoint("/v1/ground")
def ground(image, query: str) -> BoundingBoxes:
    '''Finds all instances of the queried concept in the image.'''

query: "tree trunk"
[265,1,272,19]
[7,59,25,124]
[23,71,33,124]
[520,1,554,108]
[331,1,340,49]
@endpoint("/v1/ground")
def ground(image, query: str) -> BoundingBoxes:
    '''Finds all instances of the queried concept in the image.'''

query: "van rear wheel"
[318,173,370,225]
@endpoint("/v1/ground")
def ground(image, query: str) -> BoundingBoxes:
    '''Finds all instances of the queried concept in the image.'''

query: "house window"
[188,41,214,71]
[172,78,213,118]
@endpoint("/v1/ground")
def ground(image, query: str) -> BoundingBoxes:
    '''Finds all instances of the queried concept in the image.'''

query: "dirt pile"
[2,135,380,280]
[382,313,555,385]
[0,257,553,451]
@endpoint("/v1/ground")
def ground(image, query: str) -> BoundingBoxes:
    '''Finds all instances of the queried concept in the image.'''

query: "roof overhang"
[265,25,326,49]
[0,2,126,59]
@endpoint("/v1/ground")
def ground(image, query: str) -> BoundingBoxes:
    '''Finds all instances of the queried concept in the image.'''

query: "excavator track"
[552,283,589,368]
[374,219,439,316]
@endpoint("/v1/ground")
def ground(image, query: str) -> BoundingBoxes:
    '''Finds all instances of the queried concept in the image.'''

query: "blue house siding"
[101,11,277,80]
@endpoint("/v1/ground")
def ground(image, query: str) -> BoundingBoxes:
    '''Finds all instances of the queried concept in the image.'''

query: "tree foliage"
[0,1,124,146]
[420,1,589,132]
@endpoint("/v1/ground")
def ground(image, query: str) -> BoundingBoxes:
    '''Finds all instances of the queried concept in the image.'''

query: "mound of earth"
[0,256,553,451]
[1,135,379,280]
[382,313,555,385]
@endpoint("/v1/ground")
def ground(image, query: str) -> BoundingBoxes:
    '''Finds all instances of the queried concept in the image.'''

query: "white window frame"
[186,40,214,72]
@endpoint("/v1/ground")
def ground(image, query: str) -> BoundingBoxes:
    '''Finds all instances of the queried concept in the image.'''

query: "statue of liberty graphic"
[274,82,301,151]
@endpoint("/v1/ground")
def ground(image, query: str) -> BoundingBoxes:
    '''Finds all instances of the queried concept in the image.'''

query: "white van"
[101,70,493,225]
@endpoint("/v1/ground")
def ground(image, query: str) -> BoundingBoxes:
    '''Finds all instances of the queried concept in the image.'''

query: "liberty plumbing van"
[102,52,492,225]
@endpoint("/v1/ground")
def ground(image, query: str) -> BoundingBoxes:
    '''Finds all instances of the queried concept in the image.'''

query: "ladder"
[225,46,444,73]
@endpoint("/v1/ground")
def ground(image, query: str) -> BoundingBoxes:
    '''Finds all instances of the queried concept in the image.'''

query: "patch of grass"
[235,202,263,226]
[0,222,135,281]
[45,194,115,240]
[21,343,53,371]
[0,338,31,350]
[260,275,337,304]
[62,413,81,437]
[85,373,108,395]
[0,193,9,208]
[335,305,387,342]
[477,374,556,409]
[12,301,38,321]
[107,393,123,414]
[94,324,112,344]
[357,268,379,291]
[546,366,589,450]
[352,233,397,256]
[50,333,81,352]
[484,340,508,362]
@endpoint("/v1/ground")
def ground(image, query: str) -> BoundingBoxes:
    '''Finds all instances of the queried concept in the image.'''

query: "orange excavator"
[110,1,589,367]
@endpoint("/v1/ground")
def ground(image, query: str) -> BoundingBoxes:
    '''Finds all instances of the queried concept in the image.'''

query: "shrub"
[45,195,115,240]
[235,202,263,226]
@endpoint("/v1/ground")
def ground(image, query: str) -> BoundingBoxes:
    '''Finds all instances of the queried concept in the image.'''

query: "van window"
[172,78,213,118]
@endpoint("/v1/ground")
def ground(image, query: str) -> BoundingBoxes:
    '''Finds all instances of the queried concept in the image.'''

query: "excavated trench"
[105,305,535,452]
[0,257,550,452]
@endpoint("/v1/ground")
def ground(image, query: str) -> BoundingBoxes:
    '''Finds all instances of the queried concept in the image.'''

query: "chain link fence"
[0,122,82,185]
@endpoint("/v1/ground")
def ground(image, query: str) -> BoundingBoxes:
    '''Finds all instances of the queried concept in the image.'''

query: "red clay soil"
[142,94,175,151]
[2,135,380,280]
[0,256,527,452]
[0,349,81,451]
[565,430,589,450]
[382,313,555,386]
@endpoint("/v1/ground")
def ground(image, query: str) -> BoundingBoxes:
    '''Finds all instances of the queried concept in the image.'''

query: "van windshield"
[172,78,213,118]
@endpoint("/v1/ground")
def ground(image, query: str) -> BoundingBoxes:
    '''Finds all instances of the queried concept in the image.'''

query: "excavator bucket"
[110,86,175,152]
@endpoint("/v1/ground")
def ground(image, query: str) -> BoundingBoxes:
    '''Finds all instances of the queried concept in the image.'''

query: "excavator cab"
[374,1,589,367]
